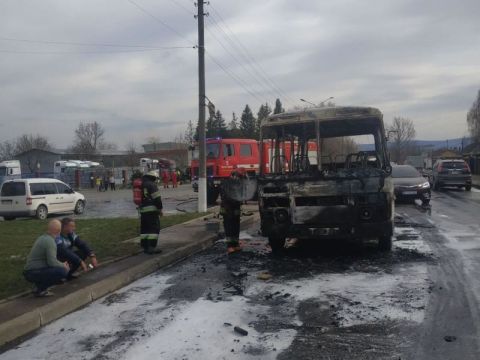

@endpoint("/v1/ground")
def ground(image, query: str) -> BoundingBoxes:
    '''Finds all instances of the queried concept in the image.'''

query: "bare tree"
[184,120,195,145]
[71,121,113,155]
[467,89,480,142]
[125,141,139,169]
[0,140,17,161]
[8,134,53,173]
[15,134,51,154]
[320,137,358,163]
[387,117,416,164]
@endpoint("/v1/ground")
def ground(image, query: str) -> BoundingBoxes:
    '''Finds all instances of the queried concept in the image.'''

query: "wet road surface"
[2,187,480,359]
[80,185,198,218]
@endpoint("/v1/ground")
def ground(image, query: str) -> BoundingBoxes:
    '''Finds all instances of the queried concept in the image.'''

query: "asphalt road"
[2,187,480,359]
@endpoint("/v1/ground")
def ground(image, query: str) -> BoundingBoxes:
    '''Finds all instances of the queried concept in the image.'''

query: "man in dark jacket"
[56,217,98,280]
[139,170,163,254]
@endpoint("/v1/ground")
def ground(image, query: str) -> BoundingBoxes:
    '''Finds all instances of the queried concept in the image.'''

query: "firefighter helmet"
[145,170,158,178]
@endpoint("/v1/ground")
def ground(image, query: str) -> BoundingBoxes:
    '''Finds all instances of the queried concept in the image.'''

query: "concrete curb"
[0,213,258,348]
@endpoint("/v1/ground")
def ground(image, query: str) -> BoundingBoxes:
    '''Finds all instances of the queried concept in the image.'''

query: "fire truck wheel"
[268,236,286,254]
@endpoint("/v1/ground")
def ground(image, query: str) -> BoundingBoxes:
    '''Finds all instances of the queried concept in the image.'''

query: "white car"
[0,178,86,220]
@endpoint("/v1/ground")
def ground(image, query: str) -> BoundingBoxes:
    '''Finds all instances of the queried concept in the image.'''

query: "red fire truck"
[191,138,260,204]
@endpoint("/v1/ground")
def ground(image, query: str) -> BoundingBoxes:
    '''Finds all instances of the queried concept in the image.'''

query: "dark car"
[432,159,472,191]
[392,165,431,205]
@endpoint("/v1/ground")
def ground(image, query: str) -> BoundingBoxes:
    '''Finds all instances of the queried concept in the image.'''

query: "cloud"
[1,0,479,148]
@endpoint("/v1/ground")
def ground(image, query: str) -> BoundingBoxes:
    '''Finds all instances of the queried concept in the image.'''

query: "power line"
[205,19,281,102]
[128,0,264,103]
[206,15,286,104]
[208,10,294,106]
[127,0,195,46]
[205,50,264,103]
[208,4,296,106]
[0,36,192,49]
[167,0,194,16]
[205,24,275,101]
[0,48,192,54]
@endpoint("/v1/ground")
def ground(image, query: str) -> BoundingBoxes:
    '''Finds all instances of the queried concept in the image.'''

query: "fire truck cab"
[191,138,260,204]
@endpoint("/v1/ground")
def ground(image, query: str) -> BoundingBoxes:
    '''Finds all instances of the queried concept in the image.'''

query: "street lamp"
[319,96,334,106]
[300,98,317,107]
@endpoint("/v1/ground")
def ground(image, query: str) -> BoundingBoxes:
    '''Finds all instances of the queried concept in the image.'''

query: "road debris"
[257,272,272,281]
[234,326,249,336]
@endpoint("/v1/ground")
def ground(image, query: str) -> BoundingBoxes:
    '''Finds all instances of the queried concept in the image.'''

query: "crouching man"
[23,219,69,297]
[56,217,98,280]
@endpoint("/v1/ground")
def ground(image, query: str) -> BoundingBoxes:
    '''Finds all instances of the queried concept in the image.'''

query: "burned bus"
[258,106,394,252]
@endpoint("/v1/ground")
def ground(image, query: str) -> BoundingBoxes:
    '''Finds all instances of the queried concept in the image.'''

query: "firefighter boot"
[145,239,162,254]
[226,237,241,254]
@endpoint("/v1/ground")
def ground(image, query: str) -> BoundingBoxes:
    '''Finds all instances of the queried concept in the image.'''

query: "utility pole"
[196,0,207,212]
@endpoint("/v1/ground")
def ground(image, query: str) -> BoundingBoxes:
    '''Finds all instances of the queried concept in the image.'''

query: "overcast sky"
[1,0,479,149]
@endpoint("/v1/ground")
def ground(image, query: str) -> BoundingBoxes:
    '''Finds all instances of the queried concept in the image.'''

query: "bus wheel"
[378,235,392,252]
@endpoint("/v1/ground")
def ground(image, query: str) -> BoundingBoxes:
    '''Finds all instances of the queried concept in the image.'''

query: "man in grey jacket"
[23,219,69,297]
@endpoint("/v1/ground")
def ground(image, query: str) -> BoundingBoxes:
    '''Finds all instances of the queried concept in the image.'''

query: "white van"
[0,178,85,220]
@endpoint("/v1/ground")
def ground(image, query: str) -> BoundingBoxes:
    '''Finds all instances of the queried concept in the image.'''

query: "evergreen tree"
[228,112,239,130]
[215,110,227,138]
[273,98,284,114]
[206,113,216,138]
[240,105,256,139]
[256,102,272,138]
[226,112,242,138]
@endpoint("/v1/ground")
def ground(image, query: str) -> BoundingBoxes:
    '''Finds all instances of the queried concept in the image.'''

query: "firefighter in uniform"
[220,169,246,254]
[139,171,163,254]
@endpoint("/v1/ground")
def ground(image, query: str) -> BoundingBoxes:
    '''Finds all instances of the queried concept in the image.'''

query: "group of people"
[93,174,116,192]
[22,168,245,297]
[23,218,98,297]
[161,170,179,189]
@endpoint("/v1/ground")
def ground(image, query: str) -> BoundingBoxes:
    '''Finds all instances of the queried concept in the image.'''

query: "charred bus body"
[258,106,394,252]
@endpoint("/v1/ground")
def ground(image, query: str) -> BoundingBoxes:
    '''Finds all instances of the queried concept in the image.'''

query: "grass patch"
[0,212,206,300]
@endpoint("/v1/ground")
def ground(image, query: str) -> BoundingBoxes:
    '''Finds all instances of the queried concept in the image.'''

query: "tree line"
[185,98,285,142]
[0,121,116,162]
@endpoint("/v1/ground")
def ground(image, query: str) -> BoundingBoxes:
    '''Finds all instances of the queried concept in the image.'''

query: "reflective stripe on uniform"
[151,191,162,199]
[140,234,159,240]
[139,205,158,213]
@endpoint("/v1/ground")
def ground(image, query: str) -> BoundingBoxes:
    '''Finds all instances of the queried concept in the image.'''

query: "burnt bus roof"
[262,106,383,127]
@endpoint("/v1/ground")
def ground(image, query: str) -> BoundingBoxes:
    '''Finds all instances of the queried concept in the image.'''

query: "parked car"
[432,159,472,191]
[0,178,85,221]
[391,165,431,205]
